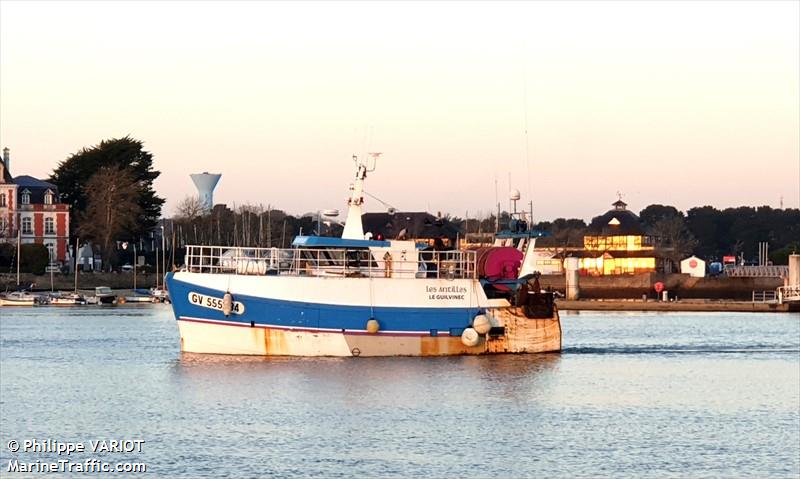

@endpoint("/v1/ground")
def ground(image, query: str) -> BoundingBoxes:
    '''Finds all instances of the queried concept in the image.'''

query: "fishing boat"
[165,155,560,356]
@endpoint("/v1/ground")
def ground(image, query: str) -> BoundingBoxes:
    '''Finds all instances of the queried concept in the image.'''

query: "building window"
[22,217,32,234]
[0,193,6,207]
[0,218,7,236]
[45,217,55,235]
[21,189,30,205]
[44,190,54,205]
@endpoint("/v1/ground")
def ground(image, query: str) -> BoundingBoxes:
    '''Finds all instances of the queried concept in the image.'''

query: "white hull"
[1,292,37,306]
[0,298,36,306]
[177,310,560,357]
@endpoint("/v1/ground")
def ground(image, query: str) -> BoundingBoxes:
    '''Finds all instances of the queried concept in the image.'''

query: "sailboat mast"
[16,227,20,286]
[74,237,79,293]
[155,248,159,289]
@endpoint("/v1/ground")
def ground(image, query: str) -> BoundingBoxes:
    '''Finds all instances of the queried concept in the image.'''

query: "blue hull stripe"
[167,275,479,333]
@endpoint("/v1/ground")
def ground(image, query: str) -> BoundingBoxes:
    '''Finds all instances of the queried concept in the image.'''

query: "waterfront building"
[680,255,706,277]
[0,148,18,240]
[0,148,71,262]
[525,198,666,276]
[579,199,659,275]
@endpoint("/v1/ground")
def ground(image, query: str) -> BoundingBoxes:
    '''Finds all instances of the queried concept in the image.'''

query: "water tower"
[190,172,221,212]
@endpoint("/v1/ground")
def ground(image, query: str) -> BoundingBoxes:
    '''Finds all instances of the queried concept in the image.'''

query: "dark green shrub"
[20,244,50,275]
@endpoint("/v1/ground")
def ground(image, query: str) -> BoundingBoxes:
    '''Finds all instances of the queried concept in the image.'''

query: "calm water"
[1,306,798,478]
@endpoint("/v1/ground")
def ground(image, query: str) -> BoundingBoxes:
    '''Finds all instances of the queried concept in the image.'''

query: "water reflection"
[170,351,563,411]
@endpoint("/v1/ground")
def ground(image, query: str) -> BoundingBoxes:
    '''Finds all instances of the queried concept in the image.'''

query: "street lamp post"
[133,243,137,290]
[122,241,137,290]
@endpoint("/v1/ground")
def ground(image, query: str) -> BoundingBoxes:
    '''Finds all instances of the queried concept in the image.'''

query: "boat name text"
[425,285,467,301]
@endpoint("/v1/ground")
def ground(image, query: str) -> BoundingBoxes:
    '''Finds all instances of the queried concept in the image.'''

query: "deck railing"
[751,290,777,303]
[184,245,477,280]
[777,285,800,304]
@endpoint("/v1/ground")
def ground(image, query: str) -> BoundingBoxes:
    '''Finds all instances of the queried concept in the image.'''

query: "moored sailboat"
[0,291,37,306]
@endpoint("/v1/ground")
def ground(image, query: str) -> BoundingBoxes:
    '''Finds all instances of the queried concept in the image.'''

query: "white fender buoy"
[366,319,380,334]
[472,314,491,335]
[461,327,480,347]
[222,292,233,316]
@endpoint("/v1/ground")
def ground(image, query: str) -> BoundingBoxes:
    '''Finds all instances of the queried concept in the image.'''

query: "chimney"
[2,147,8,174]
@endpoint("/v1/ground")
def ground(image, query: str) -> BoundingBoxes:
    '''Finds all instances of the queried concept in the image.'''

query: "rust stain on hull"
[264,327,290,356]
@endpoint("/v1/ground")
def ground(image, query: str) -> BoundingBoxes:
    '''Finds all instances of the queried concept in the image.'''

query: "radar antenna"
[366,152,382,172]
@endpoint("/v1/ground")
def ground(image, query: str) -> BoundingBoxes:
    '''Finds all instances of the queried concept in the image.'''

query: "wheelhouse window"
[22,217,32,234]
[45,217,55,235]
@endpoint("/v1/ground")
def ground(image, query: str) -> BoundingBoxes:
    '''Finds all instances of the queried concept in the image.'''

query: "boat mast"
[50,245,53,292]
[155,248,159,289]
[74,237,79,293]
[341,153,380,240]
[16,227,20,286]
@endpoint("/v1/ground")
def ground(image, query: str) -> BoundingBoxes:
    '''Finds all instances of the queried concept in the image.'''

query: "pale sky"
[1,1,798,221]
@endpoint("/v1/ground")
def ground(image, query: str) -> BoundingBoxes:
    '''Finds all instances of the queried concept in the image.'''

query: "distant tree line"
[169,202,799,266]
[453,204,799,265]
[684,206,799,264]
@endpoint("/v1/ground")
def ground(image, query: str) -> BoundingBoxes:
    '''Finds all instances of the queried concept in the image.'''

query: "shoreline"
[556,299,799,313]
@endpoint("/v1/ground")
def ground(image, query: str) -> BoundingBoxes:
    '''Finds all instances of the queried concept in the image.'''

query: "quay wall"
[538,273,783,300]
[556,299,799,313]
[2,272,160,291]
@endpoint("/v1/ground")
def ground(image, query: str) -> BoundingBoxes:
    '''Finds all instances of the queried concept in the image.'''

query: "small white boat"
[89,286,117,305]
[44,292,87,306]
[150,286,170,303]
[0,291,38,306]
[123,295,155,303]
